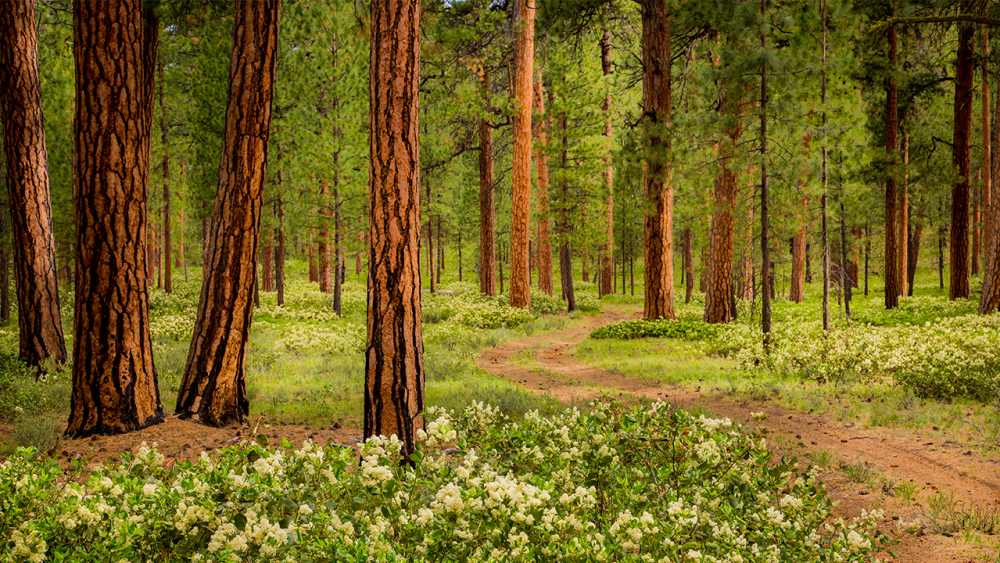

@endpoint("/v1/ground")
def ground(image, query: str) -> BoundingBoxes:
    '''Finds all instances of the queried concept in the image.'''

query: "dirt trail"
[477,308,1000,562]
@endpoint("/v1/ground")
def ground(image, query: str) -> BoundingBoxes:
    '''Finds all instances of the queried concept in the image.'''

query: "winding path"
[477,307,1000,562]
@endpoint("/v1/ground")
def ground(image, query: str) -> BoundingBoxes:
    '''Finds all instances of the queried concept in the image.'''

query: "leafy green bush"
[0,401,885,562]
[590,318,721,341]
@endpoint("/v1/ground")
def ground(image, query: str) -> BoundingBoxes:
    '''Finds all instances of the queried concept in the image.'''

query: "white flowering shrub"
[1,400,886,562]
[272,323,365,353]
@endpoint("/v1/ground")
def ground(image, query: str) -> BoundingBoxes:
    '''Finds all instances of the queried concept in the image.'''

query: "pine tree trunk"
[761,0,773,342]
[683,227,693,303]
[599,28,614,298]
[509,0,533,310]
[789,196,807,303]
[426,180,436,293]
[176,0,280,427]
[334,185,343,316]
[318,178,332,293]
[0,0,68,367]
[158,58,172,295]
[983,28,993,266]
[365,0,424,461]
[479,72,497,296]
[67,0,163,437]
[884,15,900,308]
[898,134,909,296]
[641,0,675,320]
[534,79,553,295]
[308,241,318,283]
[276,197,286,307]
[909,222,922,295]
[974,190,981,276]
[582,251,589,283]
[950,23,974,300]
[0,165,10,325]
[704,102,741,322]
[558,109,575,311]
[261,228,274,292]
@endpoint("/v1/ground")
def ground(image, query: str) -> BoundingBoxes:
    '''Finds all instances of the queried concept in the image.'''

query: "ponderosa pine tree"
[949,22,974,300]
[176,0,281,426]
[883,14,900,309]
[479,70,497,296]
[0,0,67,368]
[66,0,162,437]
[534,77,554,295]
[599,27,614,298]
[640,0,675,321]
[510,0,534,310]
[365,0,424,461]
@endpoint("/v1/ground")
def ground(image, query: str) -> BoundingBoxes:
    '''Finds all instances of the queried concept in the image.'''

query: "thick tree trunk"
[884,16,900,308]
[365,0,424,461]
[950,23,974,300]
[789,196,807,303]
[599,29,614,298]
[534,79,553,295]
[704,103,741,323]
[683,227,693,303]
[176,0,280,427]
[641,0,675,320]
[67,0,162,437]
[0,0,68,367]
[479,72,497,296]
[509,0,533,310]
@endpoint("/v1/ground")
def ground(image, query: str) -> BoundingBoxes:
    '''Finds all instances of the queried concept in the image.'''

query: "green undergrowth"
[1,400,887,562]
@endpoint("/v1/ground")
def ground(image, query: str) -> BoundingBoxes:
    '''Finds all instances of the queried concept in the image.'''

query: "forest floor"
[477,306,1000,563]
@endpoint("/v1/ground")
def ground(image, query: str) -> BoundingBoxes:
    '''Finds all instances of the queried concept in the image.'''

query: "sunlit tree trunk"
[533,78,553,295]
[365,0,424,461]
[704,101,741,323]
[0,0,68,367]
[509,0,534,310]
[640,0,675,320]
[479,71,497,296]
[950,23,974,300]
[67,0,162,437]
[176,0,281,426]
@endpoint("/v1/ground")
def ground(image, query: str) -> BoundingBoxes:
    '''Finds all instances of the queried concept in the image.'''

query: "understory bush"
[1,400,885,563]
[590,319,721,341]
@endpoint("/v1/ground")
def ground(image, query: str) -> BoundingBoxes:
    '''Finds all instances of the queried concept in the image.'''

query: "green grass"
[573,337,735,387]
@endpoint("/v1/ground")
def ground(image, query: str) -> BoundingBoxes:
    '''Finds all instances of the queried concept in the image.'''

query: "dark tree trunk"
[333,185,342,316]
[509,0,533,310]
[789,195,807,303]
[67,0,162,437]
[534,79,553,295]
[318,179,332,293]
[898,134,909,296]
[0,0,68,367]
[683,227,693,303]
[640,0,675,320]
[159,59,172,295]
[558,109,575,312]
[365,0,424,462]
[479,71,497,296]
[0,163,10,325]
[176,0,280,426]
[261,227,274,292]
[276,197,286,307]
[908,221,922,296]
[950,23,974,300]
[599,29,614,298]
[760,0,772,343]
[884,15,900,308]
